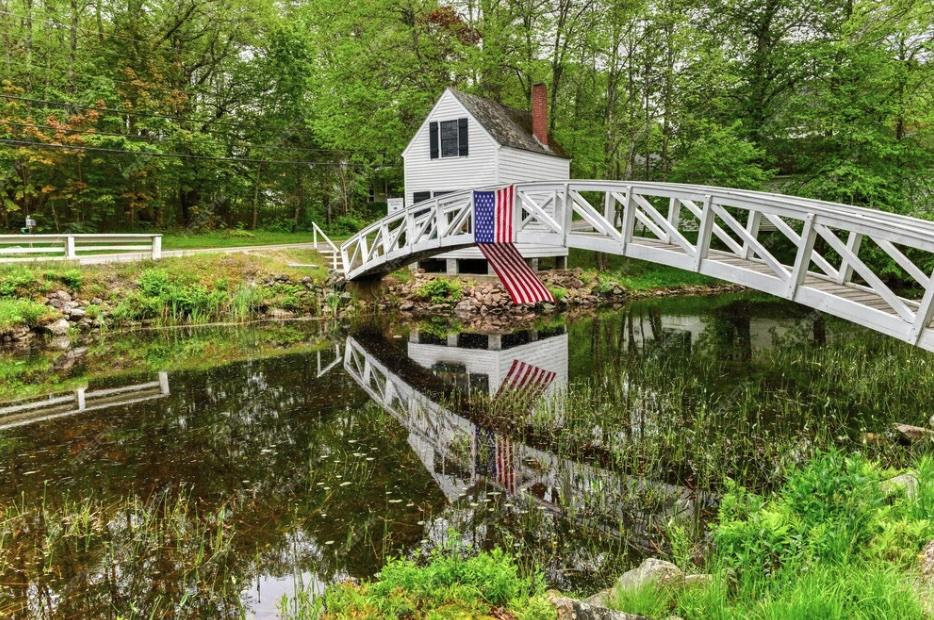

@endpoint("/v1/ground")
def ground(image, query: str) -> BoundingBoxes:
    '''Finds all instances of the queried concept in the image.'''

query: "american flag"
[474,185,514,243]
[474,186,555,305]
[475,428,517,494]
[497,359,557,403]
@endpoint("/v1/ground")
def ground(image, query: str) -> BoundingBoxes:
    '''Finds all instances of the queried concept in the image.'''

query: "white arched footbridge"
[340,182,934,351]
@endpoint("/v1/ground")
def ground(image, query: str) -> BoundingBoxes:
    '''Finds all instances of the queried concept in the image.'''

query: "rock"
[542,302,556,312]
[584,589,612,607]
[267,308,295,319]
[52,290,72,302]
[454,299,476,314]
[615,558,684,592]
[882,473,919,500]
[894,423,934,443]
[67,307,86,319]
[399,301,415,311]
[547,591,646,620]
[48,298,66,310]
[45,318,71,336]
[921,540,934,581]
[683,573,713,588]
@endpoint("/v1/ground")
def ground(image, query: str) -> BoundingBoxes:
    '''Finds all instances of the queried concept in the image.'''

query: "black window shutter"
[413,191,431,204]
[429,122,439,159]
[458,118,468,156]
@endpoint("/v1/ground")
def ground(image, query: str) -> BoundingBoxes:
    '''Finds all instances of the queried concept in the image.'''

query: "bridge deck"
[340,182,934,351]
[629,237,927,322]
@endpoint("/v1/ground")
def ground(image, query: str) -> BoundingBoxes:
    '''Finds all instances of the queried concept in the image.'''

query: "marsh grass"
[0,490,246,618]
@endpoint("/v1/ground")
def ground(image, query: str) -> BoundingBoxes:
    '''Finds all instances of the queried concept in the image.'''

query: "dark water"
[0,294,930,618]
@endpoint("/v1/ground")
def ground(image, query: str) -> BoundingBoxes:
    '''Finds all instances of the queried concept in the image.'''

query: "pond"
[0,293,930,618]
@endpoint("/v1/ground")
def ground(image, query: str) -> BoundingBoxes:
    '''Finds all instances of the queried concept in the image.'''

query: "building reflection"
[344,331,707,551]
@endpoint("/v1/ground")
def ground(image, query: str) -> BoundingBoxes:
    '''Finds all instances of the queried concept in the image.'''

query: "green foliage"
[670,122,772,189]
[414,279,463,304]
[0,298,57,330]
[292,546,552,619]
[611,451,932,619]
[0,266,40,297]
[548,286,568,302]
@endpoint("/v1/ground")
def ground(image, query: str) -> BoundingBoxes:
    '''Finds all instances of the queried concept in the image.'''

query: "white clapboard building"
[401,84,571,274]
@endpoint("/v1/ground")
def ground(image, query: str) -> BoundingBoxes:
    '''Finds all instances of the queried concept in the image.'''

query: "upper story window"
[429,118,468,159]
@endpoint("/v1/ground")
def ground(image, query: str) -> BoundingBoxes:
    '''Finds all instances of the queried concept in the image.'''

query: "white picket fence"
[0,234,162,263]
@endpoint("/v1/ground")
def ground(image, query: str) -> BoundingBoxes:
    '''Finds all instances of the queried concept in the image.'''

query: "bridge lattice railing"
[340,181,934,347]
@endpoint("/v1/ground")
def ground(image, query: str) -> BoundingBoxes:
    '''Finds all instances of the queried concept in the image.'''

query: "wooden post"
[620,185,636,253]
[743,211,761,259]
[836,232,862,284]
[151,235,162,260]
[65,235,76,259]
[911,270,934,344]
[665,197,680,243]
[786,214,817,299]
[693,195,714,271]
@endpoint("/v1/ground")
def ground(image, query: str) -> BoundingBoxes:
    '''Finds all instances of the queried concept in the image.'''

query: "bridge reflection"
[343,329,709,549]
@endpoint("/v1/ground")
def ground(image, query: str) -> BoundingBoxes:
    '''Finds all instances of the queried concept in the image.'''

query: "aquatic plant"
[285,544,553,619]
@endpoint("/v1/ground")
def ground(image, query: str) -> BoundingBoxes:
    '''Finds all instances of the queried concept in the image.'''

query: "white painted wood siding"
[496,146,570,185]
[403,90,499,206]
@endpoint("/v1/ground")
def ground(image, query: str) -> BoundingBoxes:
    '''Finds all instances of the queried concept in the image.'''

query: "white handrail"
[311,222,340,271]
[339,180,934,351]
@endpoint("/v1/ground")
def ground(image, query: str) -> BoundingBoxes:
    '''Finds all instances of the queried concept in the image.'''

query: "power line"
[0,57,162,89]
[0,94,381,155]
[1,119,380,157]
[0,138,386,167]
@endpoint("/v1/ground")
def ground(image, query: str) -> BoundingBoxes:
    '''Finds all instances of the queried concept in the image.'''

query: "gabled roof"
[447,89,570,159]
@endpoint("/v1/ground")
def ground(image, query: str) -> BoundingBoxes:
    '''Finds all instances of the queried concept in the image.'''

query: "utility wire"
[1,119,380,157]
[1,94,383,155]
[0,138,387,167]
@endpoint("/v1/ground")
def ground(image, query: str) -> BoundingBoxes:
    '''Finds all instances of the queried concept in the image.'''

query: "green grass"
[0,249,334,330]
[0,298,58,331]
[161,230,338,249]
[286,546,553,619]
[569,248,720,291]
[607,451,933,619]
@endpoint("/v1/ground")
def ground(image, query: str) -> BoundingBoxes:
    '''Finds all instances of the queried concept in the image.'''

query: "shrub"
[44,268,82,290]
[290,547,552,619]
[548,286,568,301]
[0,266,39,297]
[0,299,57,330]
[415,278,462,303]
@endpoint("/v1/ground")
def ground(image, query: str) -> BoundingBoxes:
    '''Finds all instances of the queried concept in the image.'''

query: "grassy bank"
[608,451,933,619]
[295,450,932,619]
[161,230,328,249]
[568,248,718,292]
[0,249,340,336]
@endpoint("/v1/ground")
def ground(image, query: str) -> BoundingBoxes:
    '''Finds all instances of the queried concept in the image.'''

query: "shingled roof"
[448,89,569,159]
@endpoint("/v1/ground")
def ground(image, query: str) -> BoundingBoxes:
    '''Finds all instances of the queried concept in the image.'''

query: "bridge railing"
[513,181,934,346]
[0,233,162,263]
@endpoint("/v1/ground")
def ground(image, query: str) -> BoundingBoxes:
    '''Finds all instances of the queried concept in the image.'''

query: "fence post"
[151,235,162,260]
[65,235,77,259]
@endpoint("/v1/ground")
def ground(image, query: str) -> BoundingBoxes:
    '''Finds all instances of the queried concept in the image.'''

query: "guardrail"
[0,233,162,263]
[311,222,340,271]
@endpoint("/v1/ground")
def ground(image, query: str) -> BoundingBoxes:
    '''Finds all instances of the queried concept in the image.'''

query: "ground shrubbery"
[0,298,58,330]
[288,547,553,619]
[414,278,463,304]
[612,450,933,619]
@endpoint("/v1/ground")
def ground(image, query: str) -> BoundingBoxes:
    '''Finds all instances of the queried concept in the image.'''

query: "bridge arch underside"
[341,182,934,352]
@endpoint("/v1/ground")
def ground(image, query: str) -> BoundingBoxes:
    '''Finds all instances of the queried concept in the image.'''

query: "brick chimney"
[531,83,548,146]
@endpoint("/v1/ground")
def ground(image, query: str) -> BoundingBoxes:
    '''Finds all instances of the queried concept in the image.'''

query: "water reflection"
[0,295,924,618]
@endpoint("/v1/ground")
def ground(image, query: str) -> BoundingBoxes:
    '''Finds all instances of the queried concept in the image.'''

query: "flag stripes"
[497,359,557,402]
[495,184,514,243]
[478,243,556,305]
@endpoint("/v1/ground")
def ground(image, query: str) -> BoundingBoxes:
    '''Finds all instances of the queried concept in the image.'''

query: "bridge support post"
[836,232,862,284]
[693,195,714,271]
[786,214,817,299]
[446,259,459,275]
